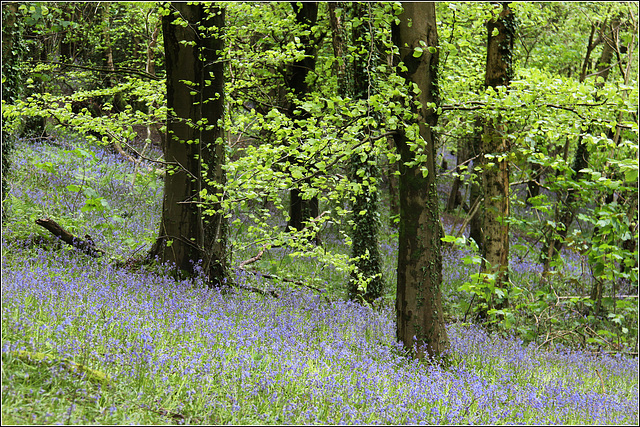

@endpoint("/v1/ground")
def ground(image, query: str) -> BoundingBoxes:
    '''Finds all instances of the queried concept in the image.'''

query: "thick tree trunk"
[393,2,449,359]
[2,2,20,218]
[149,3,228,286]
[481,2,515,310]
[199,5,230,286]
[286,2,319,233]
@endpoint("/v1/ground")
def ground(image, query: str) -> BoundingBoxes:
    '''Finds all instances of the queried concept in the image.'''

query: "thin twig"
[238,268,325,294]
[594,369,606,394]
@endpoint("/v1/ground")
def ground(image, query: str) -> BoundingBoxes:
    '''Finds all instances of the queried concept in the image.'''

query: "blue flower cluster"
[2,137,637,424]
[2,244,637,424]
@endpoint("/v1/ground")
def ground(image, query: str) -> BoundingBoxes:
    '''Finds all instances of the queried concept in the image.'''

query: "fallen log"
[35,218,105,258]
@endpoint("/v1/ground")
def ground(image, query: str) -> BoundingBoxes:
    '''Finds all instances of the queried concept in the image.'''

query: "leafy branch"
[39,60,163,81]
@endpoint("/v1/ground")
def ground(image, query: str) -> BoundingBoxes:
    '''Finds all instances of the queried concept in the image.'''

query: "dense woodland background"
[1,1,638,424]
[2,2,638,368]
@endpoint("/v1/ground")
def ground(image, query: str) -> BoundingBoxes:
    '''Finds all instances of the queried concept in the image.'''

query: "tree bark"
[2,2,21,218]
[446,134,470,212]
[328,2,349,96]
[149,3,229,286]
[393,2,449,359]
[468,118,485,250]
[286,2,319,234]
[346,2,385,303]
[481,2,515,310]
[200,5,230,286]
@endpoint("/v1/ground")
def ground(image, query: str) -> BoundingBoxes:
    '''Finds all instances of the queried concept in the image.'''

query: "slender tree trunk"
[386,134,400,227]
[328,2,349,95]
[468,118,485,251]
[480,2,515,312]
[346,2,385,303]
[146,21,160,76]
[393,2,449,359]
[101,4,124,113]
[149,3,228,286]
[59,4,75,63]
[526,160,542,204]
[286,2,319,233]
[21,22,48,139]
[385,50,401,226]
[446,135,470,212]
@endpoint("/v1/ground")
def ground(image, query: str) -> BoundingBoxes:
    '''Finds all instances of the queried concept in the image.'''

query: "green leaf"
[625,169,637,182]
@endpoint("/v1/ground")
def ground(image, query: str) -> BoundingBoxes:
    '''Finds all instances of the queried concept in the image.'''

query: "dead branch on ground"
[35,218,105,257]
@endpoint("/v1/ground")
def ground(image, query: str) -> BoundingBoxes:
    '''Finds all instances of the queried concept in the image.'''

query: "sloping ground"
[2,239,638,424]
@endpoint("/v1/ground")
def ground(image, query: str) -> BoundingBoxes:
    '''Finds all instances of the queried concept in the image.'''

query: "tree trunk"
[385,50,401,227]
[386,134,400,227]
[35,218,106,258]
[199,5,230,286]
[286,2,319,234]
[526,160,542,204]
[149,3,228,286]
[446,135,470,213]
[2,2,21,218]
[481,2,515,311]
[328,2,349,96]
[393,2,449,359]
[22,22,48,139]
[346,2,385,303]
[145,21,160,76]
[468,118,485,250]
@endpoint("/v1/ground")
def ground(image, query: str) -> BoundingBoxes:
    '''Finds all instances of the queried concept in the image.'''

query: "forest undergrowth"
[2,134,638,424]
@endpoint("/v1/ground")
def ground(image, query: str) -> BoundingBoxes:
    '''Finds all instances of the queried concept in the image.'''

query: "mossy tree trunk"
[347,2,385,303]
[393,2,449,359]
[2,2,22,218]
[149,3,229,287]
[481,2,515,311]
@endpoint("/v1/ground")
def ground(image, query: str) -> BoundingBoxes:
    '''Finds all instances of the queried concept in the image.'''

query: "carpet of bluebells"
[2,137,638,424]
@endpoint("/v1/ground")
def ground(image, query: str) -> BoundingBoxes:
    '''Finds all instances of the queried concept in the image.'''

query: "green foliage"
[2,1,637,353]
[214,2,418,294]
[442,234,514,326]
